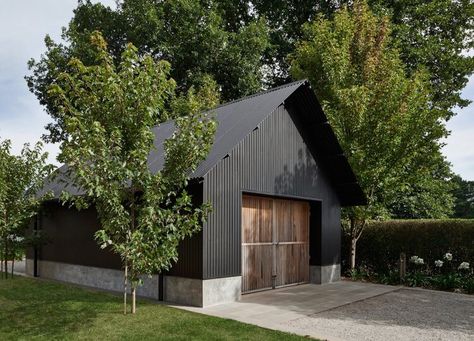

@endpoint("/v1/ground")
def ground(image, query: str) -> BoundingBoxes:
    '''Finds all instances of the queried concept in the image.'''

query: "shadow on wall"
[274,148,321,195]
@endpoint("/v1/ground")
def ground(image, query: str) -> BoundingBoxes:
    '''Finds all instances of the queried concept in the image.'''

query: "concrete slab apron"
[170,281,400,337]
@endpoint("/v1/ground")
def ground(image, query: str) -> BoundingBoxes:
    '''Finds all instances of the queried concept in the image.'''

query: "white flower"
[458,262,470,270]
[7,235,24,243]
[410,256,424,265]
[444,253,453,261]
[434,260,444,268]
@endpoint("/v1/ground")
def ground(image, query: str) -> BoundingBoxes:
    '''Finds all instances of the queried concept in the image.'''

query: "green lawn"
[0,275,305,340]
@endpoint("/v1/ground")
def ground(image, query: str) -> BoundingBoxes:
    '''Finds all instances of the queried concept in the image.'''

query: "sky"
[1,1,473,180]
[0,0,117,165]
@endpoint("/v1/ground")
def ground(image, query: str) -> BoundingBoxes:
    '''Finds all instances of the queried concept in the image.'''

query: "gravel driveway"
[176,282,474,341]
[284,287,474,341]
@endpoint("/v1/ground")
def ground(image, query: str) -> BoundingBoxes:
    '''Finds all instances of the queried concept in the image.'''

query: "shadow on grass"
[0,274,123,339]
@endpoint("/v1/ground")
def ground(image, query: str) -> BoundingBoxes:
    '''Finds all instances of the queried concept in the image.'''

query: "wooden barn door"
[274,199,310,287]
[242,195,310,293]
[241,195,274,293]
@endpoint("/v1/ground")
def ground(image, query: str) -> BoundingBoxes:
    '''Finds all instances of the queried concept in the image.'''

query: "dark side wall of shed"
[29,182,204,279]
[29,202,122,269]
[202,103,341,280]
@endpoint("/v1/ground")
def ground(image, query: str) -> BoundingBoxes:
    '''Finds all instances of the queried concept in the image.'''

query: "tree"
[27,0,268,143]
[367,0,474,120]
[26,0,474,141]
[0,140,53,278]
[48,31,217,314]
[221,0,474,119]
[290,1,450,269]
[450,175,474,219]
[238,0,340,86]
[389,150,455,219]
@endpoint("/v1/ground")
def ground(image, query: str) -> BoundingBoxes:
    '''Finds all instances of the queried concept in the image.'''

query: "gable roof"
[148,80,305,177]
[42,80,366,206]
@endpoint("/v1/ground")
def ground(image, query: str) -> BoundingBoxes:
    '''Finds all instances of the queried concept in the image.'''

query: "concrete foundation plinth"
[310,264,341,284]
[25,259,242,307]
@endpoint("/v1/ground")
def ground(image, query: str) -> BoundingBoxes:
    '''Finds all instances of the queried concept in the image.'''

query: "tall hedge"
[342,220,474,273]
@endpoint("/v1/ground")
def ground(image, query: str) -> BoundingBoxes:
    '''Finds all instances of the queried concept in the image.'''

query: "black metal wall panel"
[34,183,204,278]
[166,231,203,278]
[36,202,122,270]
[203,104,342,279]
[167,181,203,278]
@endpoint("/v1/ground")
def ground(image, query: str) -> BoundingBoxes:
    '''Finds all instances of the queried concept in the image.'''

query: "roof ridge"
[211,79,307,111]
[152,80,308,128]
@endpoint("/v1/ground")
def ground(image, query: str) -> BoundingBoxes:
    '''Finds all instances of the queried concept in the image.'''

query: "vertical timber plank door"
[242,195,310,293]
[275,199,310,287]
[241,195,273,293]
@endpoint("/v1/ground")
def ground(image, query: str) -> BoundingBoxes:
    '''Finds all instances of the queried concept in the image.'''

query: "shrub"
[342,219,474,274]
[462,276,474,294]
[376,270,401,286]
[430,273,462,291]
[405,271,429,288]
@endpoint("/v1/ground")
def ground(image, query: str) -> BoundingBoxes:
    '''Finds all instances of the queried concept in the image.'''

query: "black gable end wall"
[202,104,342,279]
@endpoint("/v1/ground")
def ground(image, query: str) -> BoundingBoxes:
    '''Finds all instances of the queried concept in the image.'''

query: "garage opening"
[241,194,310,293]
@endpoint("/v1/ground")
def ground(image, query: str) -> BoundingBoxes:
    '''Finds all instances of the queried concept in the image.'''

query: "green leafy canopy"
[48,31,218,292]
[450,175,474,219]
[220,0,474,119]
[0,139,54,270]
[27,0,269,143]
[289,1,453,247]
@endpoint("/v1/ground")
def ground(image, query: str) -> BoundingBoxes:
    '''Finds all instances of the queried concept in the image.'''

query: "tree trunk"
[350,237,357,270]
[3,213,7,279]
[0,241,3,278]
[0,248,3,279]
[4,237,8,279]
[11,258,14,277]
[123,262,128,315]
[131,286,136,314]
[129,190,137,315]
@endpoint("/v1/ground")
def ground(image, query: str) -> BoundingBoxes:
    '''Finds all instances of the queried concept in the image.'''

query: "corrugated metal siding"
[203,104,341,279]
[34,183,204,278]
[167,181,204,278]
[167,231,203,278]
[36,202,122,270]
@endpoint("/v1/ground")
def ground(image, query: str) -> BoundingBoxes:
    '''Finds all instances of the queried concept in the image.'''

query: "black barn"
[27,80,365,307]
